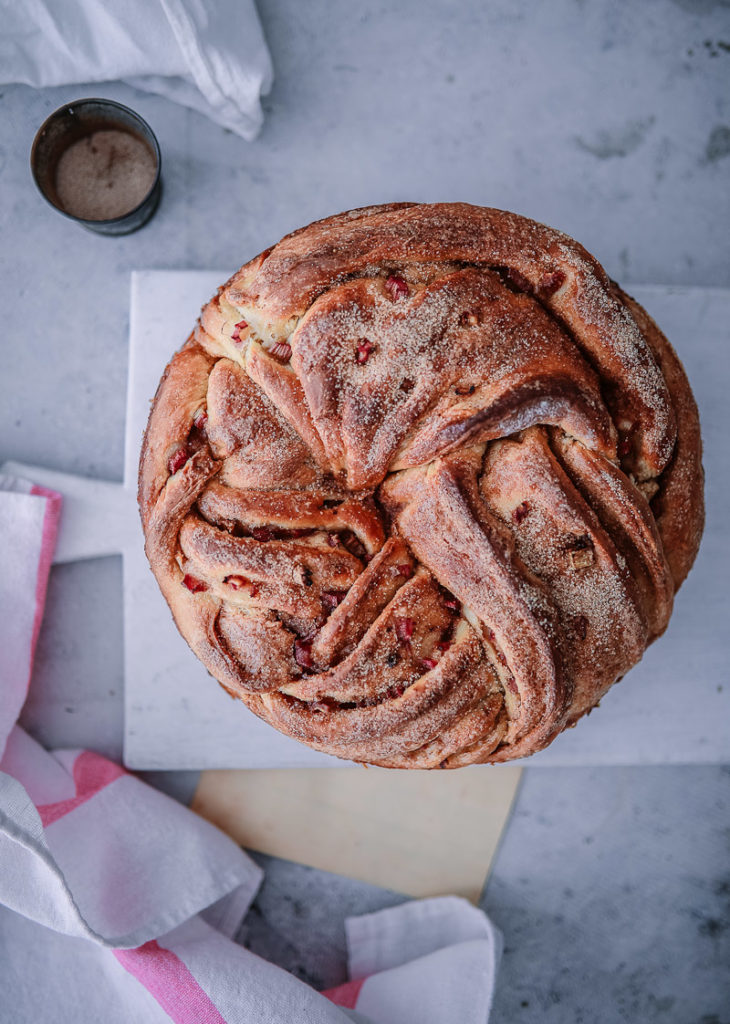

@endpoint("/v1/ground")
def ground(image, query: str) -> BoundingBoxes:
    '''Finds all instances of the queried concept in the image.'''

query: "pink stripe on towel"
[37,751,127,827]
[114,940,227,1024]
[322,976,366,1009]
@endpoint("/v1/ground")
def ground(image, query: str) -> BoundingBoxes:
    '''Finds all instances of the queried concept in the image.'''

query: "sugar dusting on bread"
[139,203,704,768]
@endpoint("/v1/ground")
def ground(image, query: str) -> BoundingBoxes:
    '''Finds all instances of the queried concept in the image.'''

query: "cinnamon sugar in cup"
[31,99,162,236]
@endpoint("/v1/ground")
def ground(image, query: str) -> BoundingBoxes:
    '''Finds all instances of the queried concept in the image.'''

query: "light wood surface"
[192,764,523,901]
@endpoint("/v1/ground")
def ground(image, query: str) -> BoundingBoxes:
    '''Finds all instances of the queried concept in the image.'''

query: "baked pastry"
[139,203,704,767]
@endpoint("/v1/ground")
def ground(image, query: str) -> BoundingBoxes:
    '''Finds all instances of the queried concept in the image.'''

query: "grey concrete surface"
[1,0,728,1019]
[242,766,730,1022]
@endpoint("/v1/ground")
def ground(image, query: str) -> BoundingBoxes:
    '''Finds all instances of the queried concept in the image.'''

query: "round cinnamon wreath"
[139,203,704,767]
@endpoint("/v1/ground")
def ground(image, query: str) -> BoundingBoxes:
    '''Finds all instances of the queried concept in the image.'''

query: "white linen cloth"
[0,0,273,139]
[0,475,502,1022]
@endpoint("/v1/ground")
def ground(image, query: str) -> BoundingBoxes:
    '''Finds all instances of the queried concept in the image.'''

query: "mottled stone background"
[1,0,728,1020]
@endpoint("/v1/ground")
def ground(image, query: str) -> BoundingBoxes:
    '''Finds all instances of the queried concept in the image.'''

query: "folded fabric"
[0,475,501,1022]
[0,0,273,139]
[0,475,60,760]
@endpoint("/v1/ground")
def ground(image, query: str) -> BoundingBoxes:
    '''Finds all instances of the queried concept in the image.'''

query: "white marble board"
[5,274,728,769]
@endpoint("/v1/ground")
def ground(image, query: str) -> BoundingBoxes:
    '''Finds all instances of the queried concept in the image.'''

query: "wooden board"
[192,765,523,901]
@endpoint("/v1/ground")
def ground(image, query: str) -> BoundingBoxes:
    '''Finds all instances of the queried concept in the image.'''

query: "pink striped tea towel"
[0,474,501,1022]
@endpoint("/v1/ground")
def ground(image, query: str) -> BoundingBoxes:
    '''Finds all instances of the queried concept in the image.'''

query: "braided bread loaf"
[139,203,704,767]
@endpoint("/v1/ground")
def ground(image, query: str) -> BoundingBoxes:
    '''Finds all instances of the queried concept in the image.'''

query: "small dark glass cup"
[31,98,162,236]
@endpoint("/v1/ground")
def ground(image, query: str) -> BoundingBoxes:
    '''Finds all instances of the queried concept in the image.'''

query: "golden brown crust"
[139,203,704,767]
[614,286,705,589]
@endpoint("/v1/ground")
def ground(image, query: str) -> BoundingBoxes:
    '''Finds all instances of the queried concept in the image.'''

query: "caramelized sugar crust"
[139,203,704,767]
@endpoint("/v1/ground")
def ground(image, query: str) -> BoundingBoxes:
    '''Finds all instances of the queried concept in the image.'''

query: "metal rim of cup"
[30,97,162,232]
